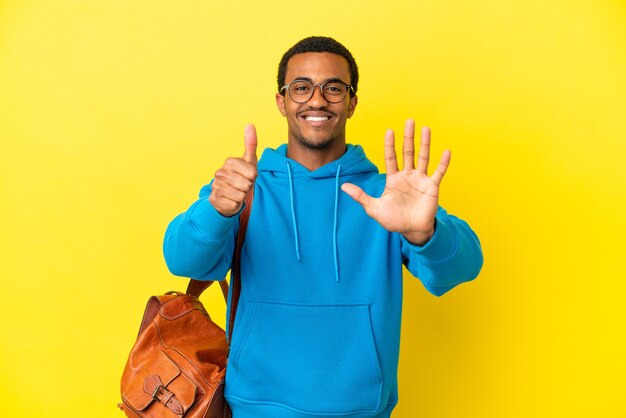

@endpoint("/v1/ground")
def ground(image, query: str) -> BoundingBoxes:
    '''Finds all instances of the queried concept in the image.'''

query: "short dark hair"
[277,36,359,95]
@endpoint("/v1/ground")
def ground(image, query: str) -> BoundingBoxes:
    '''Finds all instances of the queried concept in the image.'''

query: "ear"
[275,93,287,116]
[347,95,358,119]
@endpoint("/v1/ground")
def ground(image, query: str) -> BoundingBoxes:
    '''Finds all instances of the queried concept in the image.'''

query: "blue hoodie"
[163,144,483,418]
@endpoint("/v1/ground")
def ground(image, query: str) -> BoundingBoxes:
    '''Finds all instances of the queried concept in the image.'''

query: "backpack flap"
[122,351,198,415]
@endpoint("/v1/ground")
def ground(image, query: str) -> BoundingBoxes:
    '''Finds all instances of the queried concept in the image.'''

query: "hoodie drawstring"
[333,163,342,282]
[284,161,301,260]
[284,160,342,282]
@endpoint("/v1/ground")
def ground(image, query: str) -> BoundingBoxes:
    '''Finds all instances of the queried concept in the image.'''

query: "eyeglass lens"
[288,80,348,103]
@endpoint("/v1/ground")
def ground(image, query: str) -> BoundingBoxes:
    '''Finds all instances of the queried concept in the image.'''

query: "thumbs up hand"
[209,124,258,217]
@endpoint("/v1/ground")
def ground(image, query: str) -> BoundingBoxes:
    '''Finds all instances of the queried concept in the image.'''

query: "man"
[164,36,483,418]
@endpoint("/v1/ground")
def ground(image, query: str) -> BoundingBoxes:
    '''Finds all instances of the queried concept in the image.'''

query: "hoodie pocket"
[227,301,384,415]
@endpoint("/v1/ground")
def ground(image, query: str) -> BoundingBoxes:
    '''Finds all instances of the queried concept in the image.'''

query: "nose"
[307,84,328,107]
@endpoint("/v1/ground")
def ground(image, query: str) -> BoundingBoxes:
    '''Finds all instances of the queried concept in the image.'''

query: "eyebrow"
[291,77,349,85]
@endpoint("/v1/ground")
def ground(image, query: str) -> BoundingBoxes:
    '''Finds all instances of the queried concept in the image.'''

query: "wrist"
[401,221,436,246]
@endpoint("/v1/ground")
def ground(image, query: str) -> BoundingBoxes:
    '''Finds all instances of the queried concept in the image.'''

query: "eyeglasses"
[281,79,354,104]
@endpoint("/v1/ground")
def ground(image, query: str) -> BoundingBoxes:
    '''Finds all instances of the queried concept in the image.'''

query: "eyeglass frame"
[280,78,355,104]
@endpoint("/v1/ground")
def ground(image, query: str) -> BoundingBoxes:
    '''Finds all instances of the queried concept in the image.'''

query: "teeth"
[304,116,329,121]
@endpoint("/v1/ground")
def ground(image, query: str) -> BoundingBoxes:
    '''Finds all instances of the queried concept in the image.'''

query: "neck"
[286,140,347,171]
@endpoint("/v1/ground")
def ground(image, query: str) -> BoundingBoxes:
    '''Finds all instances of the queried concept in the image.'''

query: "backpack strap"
[227,189,253,342]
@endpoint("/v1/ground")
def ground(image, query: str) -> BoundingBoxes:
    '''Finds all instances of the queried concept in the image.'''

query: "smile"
[304,116,330,122]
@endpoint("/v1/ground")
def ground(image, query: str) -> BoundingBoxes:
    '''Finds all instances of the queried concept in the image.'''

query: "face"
[276,52,358,151]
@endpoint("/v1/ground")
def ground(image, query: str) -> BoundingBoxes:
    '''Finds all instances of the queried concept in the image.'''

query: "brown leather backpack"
[118,193,252,417]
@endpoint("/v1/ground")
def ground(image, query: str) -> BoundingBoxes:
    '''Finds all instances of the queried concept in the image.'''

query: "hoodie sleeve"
[162,183,239,281]
[401,206,483,296]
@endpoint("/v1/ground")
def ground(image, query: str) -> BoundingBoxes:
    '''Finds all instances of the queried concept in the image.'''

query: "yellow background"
[1,0,625,417]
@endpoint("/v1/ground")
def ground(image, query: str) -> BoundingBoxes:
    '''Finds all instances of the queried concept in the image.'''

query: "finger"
[384,129,399,175]
[213,184,247,203]
[209,193,243,216]
[403,119,415,170]
[341,183,375,210]
[223,158,258,182]
[243,123,258,165]
[431,149,451,186]
[218,172,254,193]
[417,126,431,174]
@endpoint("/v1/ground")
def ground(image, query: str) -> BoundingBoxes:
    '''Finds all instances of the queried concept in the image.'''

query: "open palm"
[341,119,451,245]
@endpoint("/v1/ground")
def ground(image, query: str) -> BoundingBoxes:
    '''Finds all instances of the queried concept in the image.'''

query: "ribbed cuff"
[401,216,459,264]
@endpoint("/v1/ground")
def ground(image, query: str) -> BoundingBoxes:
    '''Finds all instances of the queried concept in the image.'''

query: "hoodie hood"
[258,144,379,179]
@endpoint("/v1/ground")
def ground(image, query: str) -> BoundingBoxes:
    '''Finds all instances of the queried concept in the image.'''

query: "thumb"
[341,183,374,210]
[243,123,258,165]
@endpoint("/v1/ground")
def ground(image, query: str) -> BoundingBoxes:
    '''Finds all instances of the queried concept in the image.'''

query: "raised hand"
[208,124,258,217]
[341,119,451,245]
